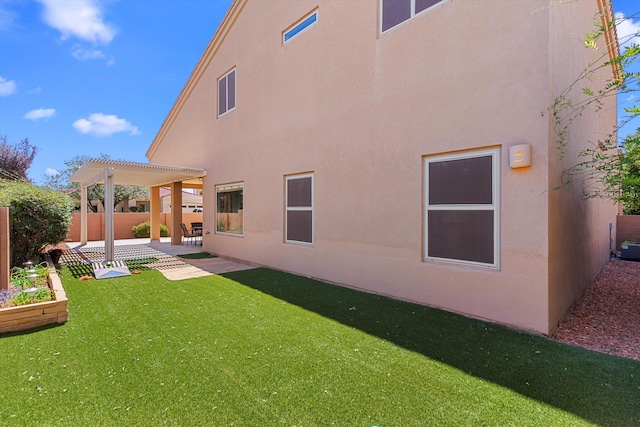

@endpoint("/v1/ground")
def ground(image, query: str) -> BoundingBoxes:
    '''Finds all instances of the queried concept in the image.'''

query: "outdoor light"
[22,261,34,269]
[27,272,40,287]
[509,143,532,168]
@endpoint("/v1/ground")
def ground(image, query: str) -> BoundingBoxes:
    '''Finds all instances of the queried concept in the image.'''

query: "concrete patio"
[62,237,256,280]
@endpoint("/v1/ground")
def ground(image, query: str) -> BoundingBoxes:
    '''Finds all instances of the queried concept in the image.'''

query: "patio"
[61,237,256,280]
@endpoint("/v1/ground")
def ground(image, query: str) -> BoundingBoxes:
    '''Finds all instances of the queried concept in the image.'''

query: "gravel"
[552,259,640,361]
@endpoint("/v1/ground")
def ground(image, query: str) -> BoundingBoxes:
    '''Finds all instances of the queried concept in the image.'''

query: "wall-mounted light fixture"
[509,143,532,168]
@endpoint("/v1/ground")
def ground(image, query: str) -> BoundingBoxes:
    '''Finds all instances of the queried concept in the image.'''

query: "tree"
[619,129,640,214]
[0,136,38,181]
[43,154,149,211]
[551,11,640,210]
[0,180,74,266]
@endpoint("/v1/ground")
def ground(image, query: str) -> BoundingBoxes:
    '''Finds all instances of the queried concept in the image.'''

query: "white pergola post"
[80,185,88,245]
[104,168,115,262]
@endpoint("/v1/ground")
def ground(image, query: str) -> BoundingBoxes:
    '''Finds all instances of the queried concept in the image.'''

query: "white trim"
[217,68,236,118]
[215,181,244,236]
[283,9,318,44]
[423,147,500,269]
[285,172,314,245]
[380,0,450,35]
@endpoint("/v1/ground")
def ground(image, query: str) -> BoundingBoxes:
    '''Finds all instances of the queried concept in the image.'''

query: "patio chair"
[180,223,199,245]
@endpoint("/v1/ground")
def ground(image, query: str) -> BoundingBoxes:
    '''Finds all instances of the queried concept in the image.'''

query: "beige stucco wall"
[546,1,618,333]
[149,0,616,335]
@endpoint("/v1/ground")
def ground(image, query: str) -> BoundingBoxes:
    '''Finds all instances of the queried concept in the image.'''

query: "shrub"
[132,221,169,238]
[0,180,74,267]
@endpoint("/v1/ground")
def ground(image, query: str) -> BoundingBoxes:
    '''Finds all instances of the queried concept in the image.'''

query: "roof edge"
[146,0,247,160]
[597,0,621,80]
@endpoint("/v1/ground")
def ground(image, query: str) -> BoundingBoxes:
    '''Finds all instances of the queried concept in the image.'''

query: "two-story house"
[143,0,618,335]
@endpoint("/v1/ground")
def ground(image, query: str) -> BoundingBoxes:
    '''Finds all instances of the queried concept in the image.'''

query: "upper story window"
[218,68,236,117]
[283,9,318,44]
[381,0,446,33]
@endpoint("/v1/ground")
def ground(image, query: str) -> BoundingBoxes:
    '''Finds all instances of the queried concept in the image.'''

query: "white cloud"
[0,2,18,32]
[37,0,116,45]
[73,113,140,137]
[72,46,106,61]
[45,168,59,177]
[0,76,17,96]
[23,108,56,120]
[615,12,640,51]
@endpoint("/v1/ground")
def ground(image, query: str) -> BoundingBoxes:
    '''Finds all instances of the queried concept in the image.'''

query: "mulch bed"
[553,259,640,361]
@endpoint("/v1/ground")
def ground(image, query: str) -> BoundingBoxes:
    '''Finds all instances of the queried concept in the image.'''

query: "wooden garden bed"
[0,268,68,334]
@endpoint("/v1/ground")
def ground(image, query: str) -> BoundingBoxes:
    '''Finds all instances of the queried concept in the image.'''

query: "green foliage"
[42,154,149,211]
[9,291,31,306]
[550,11,640,206]
[0,180,74,266]
[620,130,640,214]
[131,221,169,238]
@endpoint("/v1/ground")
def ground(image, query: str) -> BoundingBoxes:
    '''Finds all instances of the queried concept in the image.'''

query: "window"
[216,182,243,235]
[283,10,318,44]
[381,0,446,32]
[424,148,500,267]
[218,69,236,117]
[286,173,313,244]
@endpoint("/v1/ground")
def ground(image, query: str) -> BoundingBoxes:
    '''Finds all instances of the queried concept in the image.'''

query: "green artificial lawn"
[177,252,218,259]
[0,267,638,426]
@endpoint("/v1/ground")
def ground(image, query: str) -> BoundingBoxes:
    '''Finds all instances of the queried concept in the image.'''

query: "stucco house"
[83,0,620,336]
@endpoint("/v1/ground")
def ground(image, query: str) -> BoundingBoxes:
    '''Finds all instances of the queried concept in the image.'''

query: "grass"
[0,266,638,426]
[177,252,218,259]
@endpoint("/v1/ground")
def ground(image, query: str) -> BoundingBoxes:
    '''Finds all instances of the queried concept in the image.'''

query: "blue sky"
[0,0,232,183]
[0,0,638,184]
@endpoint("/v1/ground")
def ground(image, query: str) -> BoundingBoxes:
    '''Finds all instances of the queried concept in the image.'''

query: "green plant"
[9,291,31,306]
[0,180,74,267]
[131,221,169,238]
[33,288,52,303]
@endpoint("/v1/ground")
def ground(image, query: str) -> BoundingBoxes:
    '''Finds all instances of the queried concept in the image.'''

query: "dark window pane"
[429,156,493,205]
[287,210,313,243]
[227,70,235,110]
[428,210,494,264]
[218,76,227,115]
[382,0,411,32]
[216,187,243,234]
[287,177,312,207]
[415,0,442,13]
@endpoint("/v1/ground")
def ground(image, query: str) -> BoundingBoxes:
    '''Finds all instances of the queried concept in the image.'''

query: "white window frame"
[217,68,236,117]
[380,0,449,34]
[285,173,314,245]
[216,182,244,236]
[283,9,318,44]
[423,147,500,268]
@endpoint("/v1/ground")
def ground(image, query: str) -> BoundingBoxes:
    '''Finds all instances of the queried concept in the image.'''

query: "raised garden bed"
[0,266,68,334]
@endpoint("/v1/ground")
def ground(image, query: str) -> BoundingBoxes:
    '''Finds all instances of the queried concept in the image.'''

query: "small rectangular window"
[424,148,500,267]
[216,182,243,235]
[381,0,446,33]
[283,10,318,44]
[218,69,236,117]
[286,173,313,244]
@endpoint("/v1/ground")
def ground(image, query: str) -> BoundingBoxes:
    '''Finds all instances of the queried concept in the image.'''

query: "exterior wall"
[546,1,618,333]
[148,0,615,335]
[617,215,640,250]
[65,212,204,241]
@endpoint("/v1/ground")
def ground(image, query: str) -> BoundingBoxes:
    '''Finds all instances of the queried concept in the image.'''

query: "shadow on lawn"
[221,268,639,426]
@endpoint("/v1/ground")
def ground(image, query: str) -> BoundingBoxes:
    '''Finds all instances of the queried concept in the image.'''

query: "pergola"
[70,159,206,262]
